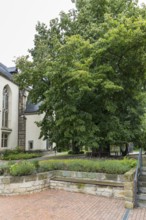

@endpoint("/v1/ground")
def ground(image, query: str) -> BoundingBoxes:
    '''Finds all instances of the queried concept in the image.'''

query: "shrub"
[9,161,36,176]
[86,152,92,157]
[0,167,4,175]
[98,160,130,174]
[1,149,12,157]
[2,152,42,160]
[86,151,99,157]
[32,160,40,170]
[0,164,11,175]
[39,160,66,172]
[64,160,85,171]
[39,158,136,174]
[68,151,84,155]
[1,158,136,176]
[1,148,24,157]
[68,151,73,155]
[79,151,84,154]
[121,157,137,168]
[15,146,25,153]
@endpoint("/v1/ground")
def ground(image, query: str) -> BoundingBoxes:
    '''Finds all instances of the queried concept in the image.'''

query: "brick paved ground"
[1,189,146,220]
[0,189,125,220]
[128,208,146,220]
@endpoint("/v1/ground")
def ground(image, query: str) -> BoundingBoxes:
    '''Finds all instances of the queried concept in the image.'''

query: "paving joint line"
[122,209,130,220]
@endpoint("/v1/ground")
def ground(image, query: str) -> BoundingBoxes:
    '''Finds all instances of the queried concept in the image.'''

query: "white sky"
[0,0,75,67]
[0,0,145,67]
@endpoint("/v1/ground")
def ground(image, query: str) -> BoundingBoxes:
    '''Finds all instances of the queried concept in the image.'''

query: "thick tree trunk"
[120,143,128,156]
[72,140,80,154]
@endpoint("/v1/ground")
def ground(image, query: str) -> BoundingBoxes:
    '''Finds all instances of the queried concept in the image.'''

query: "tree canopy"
[15,0,146,153]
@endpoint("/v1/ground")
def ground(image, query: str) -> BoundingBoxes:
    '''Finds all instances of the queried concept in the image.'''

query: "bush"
[39,158,136,174]
[121,157,137,168]
[39,160,66,172]
[0,167,4,175]
[9,161,36,176]
[31,160,40,170]
[98,160,130,174]
[2,152,42,160]
[68,151,84,155]
[15,146,25,153]
[86,151,99,157]
[1,149,13,157]
[1,148,24,157]
[64,160,85,171]
[0,165,7,175]
[0,157,136,176]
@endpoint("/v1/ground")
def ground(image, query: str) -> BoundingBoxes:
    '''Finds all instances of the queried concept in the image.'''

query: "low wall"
[124,168,135,209]
[50,170,125,198]
[0,169,136,209]
[50,180,124,198]
[0,172,54,195]
[0,170,124,197]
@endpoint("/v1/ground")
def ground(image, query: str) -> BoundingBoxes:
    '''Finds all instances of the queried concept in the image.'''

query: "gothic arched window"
[2,86,9,128]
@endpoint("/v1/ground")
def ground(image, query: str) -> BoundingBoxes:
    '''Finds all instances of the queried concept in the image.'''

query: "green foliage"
[39,160,65,172]
[68,150,84,155]
[31,160,40,170]
[0,167,4,175]
[99,161,130,174]
[1,151,42,160]
[15,146,25,152]
[0,157,136,176]
[9,161,36,176]
[122,157,137,168]
[0,165,10,175]
[1,147,25,157]
[15,0,146,151]
[1,149,18,157]
[39,158,136,174]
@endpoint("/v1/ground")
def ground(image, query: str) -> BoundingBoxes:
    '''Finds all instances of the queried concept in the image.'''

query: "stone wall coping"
[55,170,124,181]
[124,168,136,182]
[0,170,131,183]
[51,176,124,187]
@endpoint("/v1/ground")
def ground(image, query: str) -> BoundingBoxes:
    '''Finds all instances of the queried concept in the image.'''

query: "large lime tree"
[16,0,146,154]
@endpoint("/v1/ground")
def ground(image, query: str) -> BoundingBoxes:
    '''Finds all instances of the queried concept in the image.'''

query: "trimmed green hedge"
[0,157,136,176]
[68,151,84,155]
[38,157,136,174]
[1,152,42,160]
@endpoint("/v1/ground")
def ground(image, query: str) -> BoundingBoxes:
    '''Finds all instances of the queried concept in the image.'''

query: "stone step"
[142,166,146,172]
[138,193,146,200]
[142,158,146,163]
[137,200,146,208]
[139,175,146,181]
[138,181,146,187]
[137,194,146,207]
[138,187,146,194]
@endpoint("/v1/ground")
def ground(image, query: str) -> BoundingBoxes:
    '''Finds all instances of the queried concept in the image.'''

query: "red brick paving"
[0,189,125,220]
[128,208,146,220]
[1,189,146,220]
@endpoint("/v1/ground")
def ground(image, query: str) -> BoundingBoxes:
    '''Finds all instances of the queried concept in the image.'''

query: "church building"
[0,63,48,151]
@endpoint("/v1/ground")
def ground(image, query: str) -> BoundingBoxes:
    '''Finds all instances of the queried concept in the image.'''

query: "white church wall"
[0,76,19,150]
[25,114,47,151]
